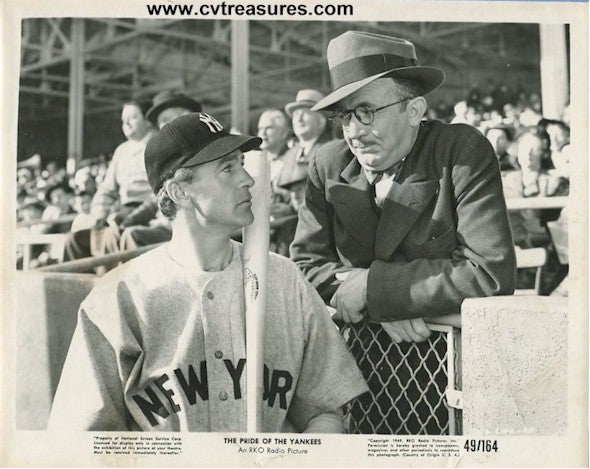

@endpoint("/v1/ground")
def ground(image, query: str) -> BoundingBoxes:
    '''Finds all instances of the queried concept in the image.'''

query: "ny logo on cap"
[199,113,223,133]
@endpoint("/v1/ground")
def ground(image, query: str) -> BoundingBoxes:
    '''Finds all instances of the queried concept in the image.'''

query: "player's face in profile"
[186,150,255,230]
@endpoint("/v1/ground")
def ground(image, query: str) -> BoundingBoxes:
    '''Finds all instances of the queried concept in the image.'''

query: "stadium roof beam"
[426,23,492,39]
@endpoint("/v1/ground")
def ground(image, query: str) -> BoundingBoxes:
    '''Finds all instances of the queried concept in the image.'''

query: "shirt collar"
[364,157,406,185]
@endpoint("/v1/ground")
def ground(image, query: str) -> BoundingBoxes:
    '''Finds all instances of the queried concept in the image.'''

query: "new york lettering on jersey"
[131,359,293,427]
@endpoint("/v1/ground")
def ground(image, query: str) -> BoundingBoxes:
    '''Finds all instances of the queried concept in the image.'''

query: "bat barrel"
[242,151,271,433]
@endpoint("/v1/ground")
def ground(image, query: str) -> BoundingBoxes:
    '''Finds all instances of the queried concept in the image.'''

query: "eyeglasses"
[329,97,414,127]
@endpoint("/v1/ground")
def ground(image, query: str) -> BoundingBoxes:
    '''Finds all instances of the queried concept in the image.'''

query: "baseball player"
[48,112,368,433]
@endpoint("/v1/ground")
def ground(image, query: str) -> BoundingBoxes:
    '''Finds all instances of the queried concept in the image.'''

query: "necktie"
[369,158,406,207]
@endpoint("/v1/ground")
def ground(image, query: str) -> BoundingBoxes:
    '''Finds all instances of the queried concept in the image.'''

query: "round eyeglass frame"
[329,97,414,127]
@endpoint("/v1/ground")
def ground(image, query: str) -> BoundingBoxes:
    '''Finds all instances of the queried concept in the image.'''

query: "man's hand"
[329,268,369,323]
[381,318,432,343]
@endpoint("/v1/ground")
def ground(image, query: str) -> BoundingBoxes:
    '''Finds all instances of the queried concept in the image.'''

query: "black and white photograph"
[2,0,587,466]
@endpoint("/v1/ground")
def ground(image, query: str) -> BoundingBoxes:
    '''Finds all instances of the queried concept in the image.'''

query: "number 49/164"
[464,440,498,452]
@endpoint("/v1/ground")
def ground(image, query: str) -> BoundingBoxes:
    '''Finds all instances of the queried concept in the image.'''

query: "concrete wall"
[462,296,568,435]
[16,272,96,429]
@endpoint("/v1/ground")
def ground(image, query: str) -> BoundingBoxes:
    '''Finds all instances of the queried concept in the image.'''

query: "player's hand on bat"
[329,268,369,323]
[381,318,432,343]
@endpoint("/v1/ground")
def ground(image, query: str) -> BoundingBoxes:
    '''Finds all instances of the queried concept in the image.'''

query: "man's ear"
[408,97,427,126]
[166,180,191,208]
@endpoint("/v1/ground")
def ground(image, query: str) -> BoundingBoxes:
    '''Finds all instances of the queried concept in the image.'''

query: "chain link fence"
[342,322,462,435]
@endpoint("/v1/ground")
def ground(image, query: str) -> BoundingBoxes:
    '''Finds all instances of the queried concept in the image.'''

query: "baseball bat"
[242,150,271,433]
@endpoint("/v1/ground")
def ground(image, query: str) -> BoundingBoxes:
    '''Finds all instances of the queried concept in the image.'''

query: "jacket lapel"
[326,158,379,248]
[375,177,439,259]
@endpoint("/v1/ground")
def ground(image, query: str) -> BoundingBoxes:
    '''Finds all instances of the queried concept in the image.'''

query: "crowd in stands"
[16,83,570,294]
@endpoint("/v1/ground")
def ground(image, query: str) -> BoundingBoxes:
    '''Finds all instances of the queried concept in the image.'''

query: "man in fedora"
[290,31,516,433]
[145,89,202,128]
[49,112,367,432]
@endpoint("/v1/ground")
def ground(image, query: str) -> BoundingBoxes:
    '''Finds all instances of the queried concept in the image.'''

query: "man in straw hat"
[49,112,367,432]
[290,31,516,433]
[278,89,332,190]
[268,89,333,255]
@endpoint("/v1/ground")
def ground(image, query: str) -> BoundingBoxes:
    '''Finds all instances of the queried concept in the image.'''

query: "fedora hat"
[285,89,326,116]
[146,90,202,126]
[311,31,445,111]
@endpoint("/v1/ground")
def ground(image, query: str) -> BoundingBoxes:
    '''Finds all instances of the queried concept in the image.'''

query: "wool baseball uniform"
[48,241,368,432]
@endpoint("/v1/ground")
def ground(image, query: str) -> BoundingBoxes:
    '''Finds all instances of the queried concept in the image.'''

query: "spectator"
[64,99,156,260]
[18,199,46,234]
[545,120,570,178]
[145,90,202,128]
[71,159,98,196]
[520,93,543,126]
[502,131,568,247]
[503,102,522,129]
[278,89,332,191]
[256,108,294,255]
[486,126,516,171]
[450,100,468,124]
[272,90,332,256]
[116,91,203,252]
[16,199,47,269]
[17,166,37,198]
[40,184,75,233]
[70,191,95,233]
[257,108,292,205]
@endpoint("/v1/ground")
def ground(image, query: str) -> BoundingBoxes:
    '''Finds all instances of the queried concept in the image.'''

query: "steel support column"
[67,19,85,174]
[231,20,249,134]
[539,24,569,119]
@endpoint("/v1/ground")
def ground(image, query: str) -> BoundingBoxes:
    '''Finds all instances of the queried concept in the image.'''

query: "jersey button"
[219,391,228,401]
[206,291,215,300]
[214,350,223,359]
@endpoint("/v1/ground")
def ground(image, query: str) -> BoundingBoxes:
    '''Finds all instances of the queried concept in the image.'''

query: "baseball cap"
[144,112,261,193]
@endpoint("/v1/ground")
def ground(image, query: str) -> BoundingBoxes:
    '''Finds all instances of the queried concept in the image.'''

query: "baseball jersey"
[48,241,368,432]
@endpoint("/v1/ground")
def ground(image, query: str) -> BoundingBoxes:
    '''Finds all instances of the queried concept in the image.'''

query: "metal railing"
[342,318,462,435]
[505,196,567,211]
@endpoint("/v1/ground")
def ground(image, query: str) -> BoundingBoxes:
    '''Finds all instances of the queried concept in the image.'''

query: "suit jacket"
[290,120,516,321]
[276,134,332,189]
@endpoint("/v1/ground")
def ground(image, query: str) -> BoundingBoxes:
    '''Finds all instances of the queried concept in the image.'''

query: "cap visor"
[181,134,262,167]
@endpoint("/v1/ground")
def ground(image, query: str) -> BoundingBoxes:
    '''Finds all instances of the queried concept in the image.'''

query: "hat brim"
[285,100,319,117]
[181,134,262,168]
[146,97,202,125]
[311,66,446,112]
